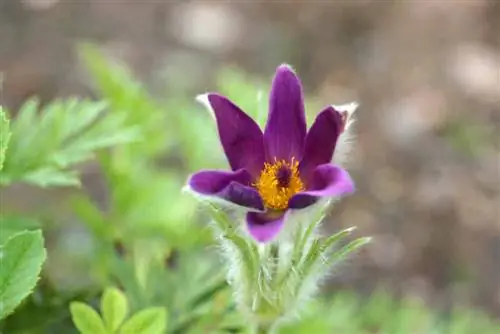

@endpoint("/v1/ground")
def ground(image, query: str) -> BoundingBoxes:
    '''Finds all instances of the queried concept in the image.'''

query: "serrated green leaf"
[61,99,108,138]
[101,287,129,331]
[0,230,46,319]
[70,302,108,334]
[119,307,167,334]
[10,98,38,141]
[68,124,141,153]
[51,150,94,168]
[0,108,11,172]
[3,97,140,187]
[12,101,65,169]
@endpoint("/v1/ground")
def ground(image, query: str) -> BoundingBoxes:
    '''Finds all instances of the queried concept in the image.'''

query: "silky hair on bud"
[332,102,358,167]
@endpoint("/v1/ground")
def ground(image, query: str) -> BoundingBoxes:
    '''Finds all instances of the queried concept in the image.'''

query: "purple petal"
[289,164,354,209]
[263,64,307,161]
[199,93,265,176]
[299,106,343,180]
[246,211,286,243]
[188,169,264,211]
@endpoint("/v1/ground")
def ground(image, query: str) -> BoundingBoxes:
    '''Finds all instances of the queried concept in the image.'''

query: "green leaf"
[119,307,167,334]
[223,234,259,283]
[22,167,80,188]
[2,98,140,188]
[60,99,108,138]
[299,239,323,279]
[0,108,11,172]
[293,202,330,264]
[78,42,166,157]
[327,237,371,267]
[206,204,232,233]
[10,98,38,145]
[67,112,141,153]
[101,287,129,332]
[0,216,41,245]
[216,67,269,127]
[71,195,112,240]
[70,302,108,334]
[0,230,46,319]
[321,226,357,253]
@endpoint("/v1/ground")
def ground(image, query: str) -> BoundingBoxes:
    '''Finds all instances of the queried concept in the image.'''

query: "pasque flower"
[188,64,355,243]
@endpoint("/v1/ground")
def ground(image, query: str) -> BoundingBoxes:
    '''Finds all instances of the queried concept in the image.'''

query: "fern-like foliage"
[0,98,140,188]
[78,43,168,158]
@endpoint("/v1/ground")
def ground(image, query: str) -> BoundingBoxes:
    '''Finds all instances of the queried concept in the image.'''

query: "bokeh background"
[1,0,499,327]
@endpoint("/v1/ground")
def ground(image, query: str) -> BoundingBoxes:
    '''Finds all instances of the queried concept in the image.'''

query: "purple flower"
[188,64,355,243]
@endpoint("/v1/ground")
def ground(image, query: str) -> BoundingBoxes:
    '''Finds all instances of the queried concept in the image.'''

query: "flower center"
[254,158,305,210]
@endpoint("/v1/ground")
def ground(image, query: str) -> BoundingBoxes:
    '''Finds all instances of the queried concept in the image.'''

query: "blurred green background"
[0,1,499,333]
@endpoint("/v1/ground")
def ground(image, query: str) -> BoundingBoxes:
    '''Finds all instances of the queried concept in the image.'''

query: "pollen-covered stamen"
[254,158,305,210]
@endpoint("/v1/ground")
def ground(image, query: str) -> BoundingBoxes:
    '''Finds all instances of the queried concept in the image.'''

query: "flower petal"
[289,164,354,209]
[246,211,286,243]
[197,93,265,176]
[188,169,264,211]
[264,64,307,161]
[299,106,343,179]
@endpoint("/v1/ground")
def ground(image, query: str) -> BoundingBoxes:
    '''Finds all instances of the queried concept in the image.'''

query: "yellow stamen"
[254,158,305,210]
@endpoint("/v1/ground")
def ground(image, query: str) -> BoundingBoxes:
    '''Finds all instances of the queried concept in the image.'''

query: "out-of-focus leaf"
[71,195,114,240]
[101,287,129,331]
[444,118,491,157]
[448,308,500,334]
[78,42,167,157]
[0,216,41,245]
[22,167,80,188]
[70,302,107,334]
[326,237,371,267]
[170,99,223,171]
[119,307,167,334]
[216,67,269,128]
[291,203,330,264]
[0,108,11,171]
[1,98,140,188]
[0,230,46,319]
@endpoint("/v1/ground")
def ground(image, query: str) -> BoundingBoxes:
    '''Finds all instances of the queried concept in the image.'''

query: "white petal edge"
[332,102,359,166]
[195,93,216,120]
[278,63,297,73]
[332,101,358,130]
